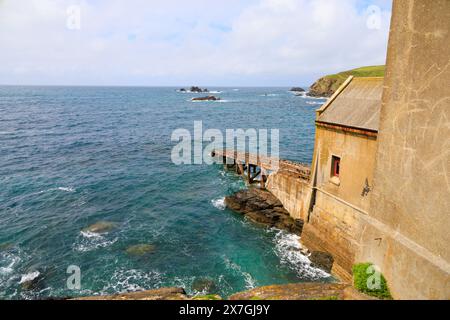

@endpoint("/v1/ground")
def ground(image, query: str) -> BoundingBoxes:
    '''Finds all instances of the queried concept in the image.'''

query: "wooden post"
[260,168,267,190]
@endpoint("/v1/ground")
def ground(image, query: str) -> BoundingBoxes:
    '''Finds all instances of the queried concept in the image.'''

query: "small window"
[331,156,341,177]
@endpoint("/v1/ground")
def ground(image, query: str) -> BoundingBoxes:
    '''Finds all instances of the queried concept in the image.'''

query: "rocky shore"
[73,283,376,300]
[224,188,303,235]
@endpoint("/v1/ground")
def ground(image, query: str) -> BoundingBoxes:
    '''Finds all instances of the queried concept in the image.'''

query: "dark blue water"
[0,86,329,299]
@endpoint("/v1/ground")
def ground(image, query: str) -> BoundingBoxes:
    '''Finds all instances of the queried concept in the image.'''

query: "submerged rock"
[126,244,156,256]
[224,189,303,235]
[82,221,116,234]
[192,277,217,294]
[19,270,45,291]
[192,96,220,101]
[0,243,13,251]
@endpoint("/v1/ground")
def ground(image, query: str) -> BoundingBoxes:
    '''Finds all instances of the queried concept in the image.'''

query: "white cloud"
[0,0,391,86]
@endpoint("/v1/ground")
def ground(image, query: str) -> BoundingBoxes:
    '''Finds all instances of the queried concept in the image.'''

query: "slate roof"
[316,77,384,132]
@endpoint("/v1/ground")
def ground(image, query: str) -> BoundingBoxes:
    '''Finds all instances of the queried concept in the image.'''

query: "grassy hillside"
[308,65,385,97]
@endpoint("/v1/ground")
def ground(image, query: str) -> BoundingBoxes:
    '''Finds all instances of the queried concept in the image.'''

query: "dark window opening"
[331,156,341,177]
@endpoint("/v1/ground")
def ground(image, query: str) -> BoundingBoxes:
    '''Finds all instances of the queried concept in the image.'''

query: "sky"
[0,0,392,86]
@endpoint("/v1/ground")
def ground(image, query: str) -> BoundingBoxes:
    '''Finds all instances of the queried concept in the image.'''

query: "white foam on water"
[57,187,75,192]
[73,231,118,252]
[222,256,257,290]
[36,186,76,194]
[260,93,280,97]
[272,229,330,280]
[19,271,40,284]
[0,251,21,276]
[211,197,226,210]
[101,269,165,294]
[306,101,325,105]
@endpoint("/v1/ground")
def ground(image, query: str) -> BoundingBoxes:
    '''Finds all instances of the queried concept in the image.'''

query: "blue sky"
[0,0,392,86]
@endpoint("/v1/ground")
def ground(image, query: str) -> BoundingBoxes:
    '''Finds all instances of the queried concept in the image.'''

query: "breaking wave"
[73,231,118,252]
[211,197,226,210]
[101,268,165,294]
[272,229,330,280]
[223,256,257,290]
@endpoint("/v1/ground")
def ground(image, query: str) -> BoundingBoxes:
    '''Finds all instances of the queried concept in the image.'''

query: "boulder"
[126,244,156,256]
[192,277,217,294]
[82,221,116,234]
[224,188,304,235]
[290,87,305,92]
[192,96,220,101]
[19,270,45,291]
[0,243,13,251]
[309,251,334,273]
[190,86,208,93]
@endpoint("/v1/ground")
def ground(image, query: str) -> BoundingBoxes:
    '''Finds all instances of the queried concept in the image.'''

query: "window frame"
[331,155,341,178]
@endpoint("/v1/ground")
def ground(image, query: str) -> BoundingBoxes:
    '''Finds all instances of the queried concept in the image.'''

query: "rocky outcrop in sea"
[224,188,303,235]
[192,96,220,101]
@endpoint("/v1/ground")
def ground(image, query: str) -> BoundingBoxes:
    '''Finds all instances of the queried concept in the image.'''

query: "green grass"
[352,263,393,299]
[326,65,385,81]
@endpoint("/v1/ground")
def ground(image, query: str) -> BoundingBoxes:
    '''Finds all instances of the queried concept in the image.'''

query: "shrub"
[352,263,392,299]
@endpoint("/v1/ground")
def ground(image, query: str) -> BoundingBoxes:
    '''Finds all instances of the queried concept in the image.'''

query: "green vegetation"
[326,65,385,81]
[308,65,385,97]
[352,263,392,299]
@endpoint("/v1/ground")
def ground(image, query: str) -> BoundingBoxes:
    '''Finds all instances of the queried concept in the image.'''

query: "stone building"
[301,76,384,282]
[268,0,449,299]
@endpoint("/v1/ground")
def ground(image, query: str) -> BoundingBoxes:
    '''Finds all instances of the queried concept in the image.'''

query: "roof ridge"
[316,76,354,116]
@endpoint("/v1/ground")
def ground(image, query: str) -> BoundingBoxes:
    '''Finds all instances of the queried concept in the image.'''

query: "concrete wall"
[301,125,378,282]
[266,172,311,221]
[357,0,450,299]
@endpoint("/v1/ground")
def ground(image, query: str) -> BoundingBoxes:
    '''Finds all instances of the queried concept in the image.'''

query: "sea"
[0,86,330,299]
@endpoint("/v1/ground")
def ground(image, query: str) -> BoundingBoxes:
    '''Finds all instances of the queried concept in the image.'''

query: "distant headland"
[307,65,385,97]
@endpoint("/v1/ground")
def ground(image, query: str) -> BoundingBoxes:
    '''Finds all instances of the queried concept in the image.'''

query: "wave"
[101,268,164,294]
[211,197,226,210]
[301,93,328,100]
[222,256,257,290]
[260,94,280,97]
[0,250,21,276]
[19,271,40,284]
[306,101,325,105]
[272,229,330,280]
[190,99,230,103]
[73,231,118,252]
[177,90,222,94]
[36,187,76,195]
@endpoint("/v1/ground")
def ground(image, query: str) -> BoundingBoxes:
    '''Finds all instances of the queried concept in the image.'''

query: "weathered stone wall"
[357,0,450,300]
[266,172,311,221]
[301,190,365,283]
[300,124,378,282]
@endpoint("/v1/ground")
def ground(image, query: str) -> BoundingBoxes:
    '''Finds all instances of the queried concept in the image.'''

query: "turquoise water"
[0,86,330,299]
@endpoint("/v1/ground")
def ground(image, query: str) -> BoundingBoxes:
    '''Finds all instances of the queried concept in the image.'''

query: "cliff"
[308,65,385,97]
